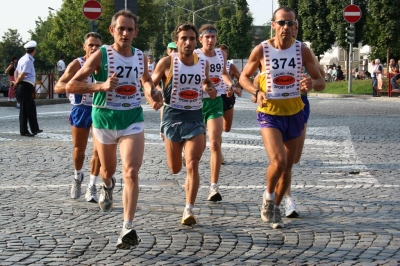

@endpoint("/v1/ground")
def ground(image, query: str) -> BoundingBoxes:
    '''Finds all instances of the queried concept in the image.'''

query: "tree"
[299,0,335,60]
[0,29,25,71]
[363,0,400,64]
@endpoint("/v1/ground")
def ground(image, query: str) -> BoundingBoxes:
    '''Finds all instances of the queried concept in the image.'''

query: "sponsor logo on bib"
[210,77,221,85]
[273,76,295,86]
[116,85,137,96]
[179,90,199,100]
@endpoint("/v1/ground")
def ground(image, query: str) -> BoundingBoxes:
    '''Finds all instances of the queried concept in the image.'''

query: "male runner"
[283,25,326,218]
[66,10,163,249]
[194,24,238,202]
[239,7,325,229]
[216,44,242,164]
[152,23,216,225]
[55,32,102,203]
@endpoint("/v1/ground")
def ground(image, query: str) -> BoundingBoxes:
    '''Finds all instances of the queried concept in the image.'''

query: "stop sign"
[343,5,362,23]
[82,0,102,20]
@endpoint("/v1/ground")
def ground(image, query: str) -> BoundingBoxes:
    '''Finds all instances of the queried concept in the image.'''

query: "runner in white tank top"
[196,24,240,203]
[151,23,217,226]
[66,11,163,249]
[54,32,102,204]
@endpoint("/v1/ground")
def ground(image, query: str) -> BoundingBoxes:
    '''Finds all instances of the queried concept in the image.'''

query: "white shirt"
[57,60,66,72]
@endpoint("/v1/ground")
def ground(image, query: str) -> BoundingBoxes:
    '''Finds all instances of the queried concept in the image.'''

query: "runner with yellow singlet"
[240,6,325,229]
[151,23,217,225]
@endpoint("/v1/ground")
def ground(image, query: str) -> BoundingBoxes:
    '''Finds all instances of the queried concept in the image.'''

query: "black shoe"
[21,132,34,137]
[33,129,43,135]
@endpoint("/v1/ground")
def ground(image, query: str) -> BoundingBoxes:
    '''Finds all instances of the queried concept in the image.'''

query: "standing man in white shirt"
[57,55,67,98]
[14,40,42,137]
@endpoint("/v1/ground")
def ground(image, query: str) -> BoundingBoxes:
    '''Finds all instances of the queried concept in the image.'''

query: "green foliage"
[0,29,25,71]
[298,0,335,60]
[363,0,400,63]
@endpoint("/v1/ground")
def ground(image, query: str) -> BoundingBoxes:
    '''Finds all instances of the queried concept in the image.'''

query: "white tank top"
[69,57,94,106]
[194,48,225,98]
[96,45,144,110]
[169,53,206,110]
[262,40,302,99]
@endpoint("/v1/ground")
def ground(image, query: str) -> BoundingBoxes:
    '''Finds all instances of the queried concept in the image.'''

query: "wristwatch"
[253,89,259,98]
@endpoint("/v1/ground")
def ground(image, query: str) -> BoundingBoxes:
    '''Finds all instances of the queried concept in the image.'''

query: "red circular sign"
[343,5,362,23]
[82,0,102,20]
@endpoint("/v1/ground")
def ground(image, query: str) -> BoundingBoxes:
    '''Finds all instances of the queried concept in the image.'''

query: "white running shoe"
[70,173,84,199]
[284,196,300,218]
[181,207,196,225]
[99,177,116,212]
[85,184,98,203]
[271,207,284,229]
[207,184,222,202]
[116,223,140,249]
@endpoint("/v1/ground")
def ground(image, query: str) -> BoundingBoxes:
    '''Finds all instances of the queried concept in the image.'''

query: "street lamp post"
[167,2,219,25]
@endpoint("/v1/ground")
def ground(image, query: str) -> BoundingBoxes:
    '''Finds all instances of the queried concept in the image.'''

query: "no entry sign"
[82,0,102,20]
[343,5,362,23]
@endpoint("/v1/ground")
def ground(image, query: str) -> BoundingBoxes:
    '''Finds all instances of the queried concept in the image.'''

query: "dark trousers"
[17,82,39,134]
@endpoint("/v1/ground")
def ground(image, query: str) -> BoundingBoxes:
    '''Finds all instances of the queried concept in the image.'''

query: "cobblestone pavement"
[0,95,399,265]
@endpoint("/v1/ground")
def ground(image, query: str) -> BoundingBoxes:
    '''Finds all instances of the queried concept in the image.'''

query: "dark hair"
[11,56,17,61]
[199,24,217,35]
[84,32,102,41]
[60,54,65,60]
[272,7,297,21]
[26,48,35,54]
[217,44,229,55]
[173,23,199,41]
[111,10,138,29]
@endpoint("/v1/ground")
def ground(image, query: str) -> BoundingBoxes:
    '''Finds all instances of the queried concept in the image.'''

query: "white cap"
[24,40,37,49]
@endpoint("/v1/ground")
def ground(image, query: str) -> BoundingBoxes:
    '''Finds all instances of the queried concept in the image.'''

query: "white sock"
[186,204,194,209]
[211,183,217,187]
[123,220,133,229]
[264,190,275,201]
[89,175,98,186]
[275,205,280,209]
[74,170,82,181]
[105,178,114,188]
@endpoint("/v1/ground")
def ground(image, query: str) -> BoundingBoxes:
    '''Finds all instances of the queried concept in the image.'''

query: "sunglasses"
[274,20,297,27]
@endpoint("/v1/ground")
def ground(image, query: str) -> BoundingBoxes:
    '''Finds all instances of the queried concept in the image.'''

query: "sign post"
[83,0,102,31]
[343,4,361,93]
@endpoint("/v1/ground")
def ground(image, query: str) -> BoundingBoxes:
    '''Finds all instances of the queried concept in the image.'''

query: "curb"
[0,98,69,107]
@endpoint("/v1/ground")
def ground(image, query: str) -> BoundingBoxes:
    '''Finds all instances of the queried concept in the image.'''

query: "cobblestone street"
[0,95,399,265]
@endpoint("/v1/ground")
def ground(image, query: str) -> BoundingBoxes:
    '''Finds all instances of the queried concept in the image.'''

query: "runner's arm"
[55,60,80,94]
[66,50,115,94]
[302,45,325,92]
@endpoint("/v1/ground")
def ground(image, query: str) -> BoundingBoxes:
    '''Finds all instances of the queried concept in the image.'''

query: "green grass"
[312,79,378,95]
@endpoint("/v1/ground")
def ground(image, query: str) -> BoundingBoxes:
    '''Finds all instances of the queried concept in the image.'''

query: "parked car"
[0,73,9,97]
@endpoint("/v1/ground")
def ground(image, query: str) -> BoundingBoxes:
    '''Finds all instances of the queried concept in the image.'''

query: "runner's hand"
[300,74,313,94]
[100,72,118,92]
[151,89,163,103]
[206,86,217,99]
[257,91,267,108]
[233,85,242,97]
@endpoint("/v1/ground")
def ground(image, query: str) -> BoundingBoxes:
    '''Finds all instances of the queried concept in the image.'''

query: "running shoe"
[284,196,300,218]
[99,176,116,212]
[181,207,196,225]
[207,184,222,202]
[85,184,98,203]
[260,192,274,222]
[70,173,84,199]
[221,154,226,165]
[116,225,141,249]
[271,207,284,229]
